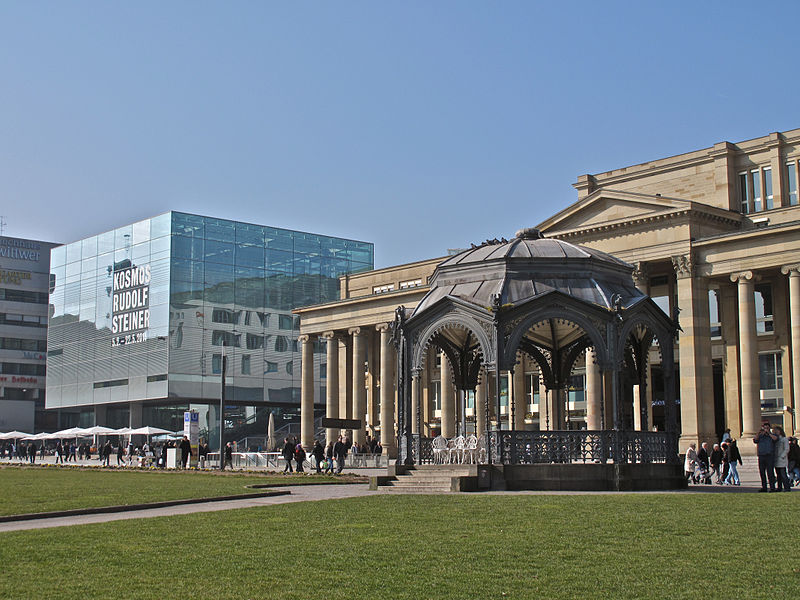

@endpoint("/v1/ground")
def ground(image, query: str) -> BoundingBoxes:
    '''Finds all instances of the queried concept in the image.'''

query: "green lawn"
[0,465,361,516]
[1,493,798,599]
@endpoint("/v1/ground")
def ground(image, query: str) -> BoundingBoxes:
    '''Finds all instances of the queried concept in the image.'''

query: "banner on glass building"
[111,264,151,346]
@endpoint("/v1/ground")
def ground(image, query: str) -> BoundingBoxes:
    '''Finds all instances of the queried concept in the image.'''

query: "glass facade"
[46,212,373,441]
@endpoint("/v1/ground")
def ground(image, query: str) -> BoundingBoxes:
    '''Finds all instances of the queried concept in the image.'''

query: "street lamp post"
[219,341,227,471]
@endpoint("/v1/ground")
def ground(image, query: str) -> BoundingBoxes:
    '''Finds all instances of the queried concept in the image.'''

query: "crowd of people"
[279,433,384,474]
[684,424,800,491]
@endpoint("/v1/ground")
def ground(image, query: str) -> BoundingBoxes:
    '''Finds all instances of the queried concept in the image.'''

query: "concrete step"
[379,482,454,493]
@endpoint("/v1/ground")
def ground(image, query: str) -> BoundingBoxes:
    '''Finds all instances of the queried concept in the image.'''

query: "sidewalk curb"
[0,490,291,523]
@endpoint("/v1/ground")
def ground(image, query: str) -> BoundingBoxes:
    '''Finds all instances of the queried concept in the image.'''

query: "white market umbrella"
[52,427,90,438]
[0,431,33,439]
[128,426,173,436]
[83,426,118,435]
[115,427,133,435]
[22,432,53,440]
[267,412,276,451]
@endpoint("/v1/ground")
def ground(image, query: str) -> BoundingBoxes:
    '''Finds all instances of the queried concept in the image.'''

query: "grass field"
[0,465,361,516]
[1,493,798,599]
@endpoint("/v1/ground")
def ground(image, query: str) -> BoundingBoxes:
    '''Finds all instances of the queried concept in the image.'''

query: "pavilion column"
[299,334,316,451]
[129,402,143,429]
[512,361,526,431]
[411,372,420,435]
[732,271,761,450]
[476,368,487,436]
[440,352,455,438]
[673,254,715,451]
[585,349,602,430]
[349,327,367,446]
[376,323,396,456]
[782,265,800,437]
[322,332,339,445]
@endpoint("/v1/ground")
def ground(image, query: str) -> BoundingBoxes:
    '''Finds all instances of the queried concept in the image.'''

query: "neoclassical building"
[296,127,800,456]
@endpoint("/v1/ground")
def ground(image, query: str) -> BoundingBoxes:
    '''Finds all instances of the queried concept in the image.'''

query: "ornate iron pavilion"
[393,227,679,467]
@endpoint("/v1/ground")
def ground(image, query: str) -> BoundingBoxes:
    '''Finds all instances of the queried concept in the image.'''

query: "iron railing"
[402,430,677,465]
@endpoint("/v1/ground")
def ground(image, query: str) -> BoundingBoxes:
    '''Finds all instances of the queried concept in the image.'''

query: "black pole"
[219,342,227,470]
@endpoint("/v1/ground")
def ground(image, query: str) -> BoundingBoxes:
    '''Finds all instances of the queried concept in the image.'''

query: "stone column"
[376,323,396,456]
[732,271,761,448]
[338,335,352,426]
[322,332,339,445]
[476,368,487,436]
[585,349,602,430]
[440,351,455,437]
[782,265,800,436]
[349,327,367,445]
[673,254,715,451]
[299,334,316,450]
[512,361,526,431]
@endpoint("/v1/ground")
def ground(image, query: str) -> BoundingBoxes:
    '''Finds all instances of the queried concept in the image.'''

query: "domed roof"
[413,228,645,316]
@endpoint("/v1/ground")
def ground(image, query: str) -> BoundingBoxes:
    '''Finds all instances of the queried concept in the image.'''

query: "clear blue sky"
[2,2,799,268]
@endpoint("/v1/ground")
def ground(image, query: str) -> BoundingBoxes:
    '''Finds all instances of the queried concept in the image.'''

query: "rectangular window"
[432,381,442,411]
[787,160,799,206]
[525,372,540,407]
[755,283,774,334]
[708,289,721,338]
[758,352,783,410]
[399,279,422,289]
[211,330,241,347]
[241,355,250,375]
[0,289,49,304]
[212,354,222,374]
[278,314,294,330]
[763,167,773,210]
[212,308,240,324]
[265,361,278,373]
[246,333,264,350]
[739,167,773,213]
[372,284,395,294]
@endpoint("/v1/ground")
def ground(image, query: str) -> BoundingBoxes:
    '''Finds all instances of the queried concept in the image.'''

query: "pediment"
[538,190,692,235]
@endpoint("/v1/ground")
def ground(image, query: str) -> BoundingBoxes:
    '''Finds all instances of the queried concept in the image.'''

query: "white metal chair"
[432,435,448,464]
[450,435,466,464]
[464,435,478,464]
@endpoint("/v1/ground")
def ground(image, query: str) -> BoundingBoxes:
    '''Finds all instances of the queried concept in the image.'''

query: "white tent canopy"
[22,432,56,440]
[52,427,90,438]
[83,426,119,435]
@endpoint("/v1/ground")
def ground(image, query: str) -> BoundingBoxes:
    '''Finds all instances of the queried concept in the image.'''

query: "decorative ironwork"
[484,430,675,464]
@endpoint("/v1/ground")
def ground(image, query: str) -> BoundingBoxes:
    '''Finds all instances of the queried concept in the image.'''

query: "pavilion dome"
[413,227,646,315]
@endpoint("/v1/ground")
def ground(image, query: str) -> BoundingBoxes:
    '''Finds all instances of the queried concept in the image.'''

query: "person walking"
[55,441,64,465]
[788,437,800,486]
[754,422,778,492]
[334,435,347,474]
[224,441,233,469]
[102,440,112,467]
[724,439,742,485]
[324,441,335,474]
[684,443,698,482]
[294,443,306,473]
[282,437,295,473]
[179,436,192,469]
[774,426,791,492]
[116,442,124,466]
[312,440,325,474]
[27,442,36,464]
[710,443,723,484]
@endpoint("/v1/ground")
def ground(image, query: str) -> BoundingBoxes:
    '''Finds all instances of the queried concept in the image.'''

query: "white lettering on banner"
[111,264,151,347]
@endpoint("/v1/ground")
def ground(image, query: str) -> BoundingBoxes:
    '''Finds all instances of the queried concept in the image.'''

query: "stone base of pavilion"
[371,462,687,492]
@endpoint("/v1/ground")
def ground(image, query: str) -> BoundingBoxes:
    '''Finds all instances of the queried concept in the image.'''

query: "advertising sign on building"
[184,410,199,468]
[111,264,151,347]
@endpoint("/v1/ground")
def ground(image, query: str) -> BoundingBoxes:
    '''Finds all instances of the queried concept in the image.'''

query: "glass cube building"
[45,211,373,447]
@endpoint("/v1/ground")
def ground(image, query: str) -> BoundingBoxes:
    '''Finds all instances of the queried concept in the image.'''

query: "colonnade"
[299,323,396,454]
